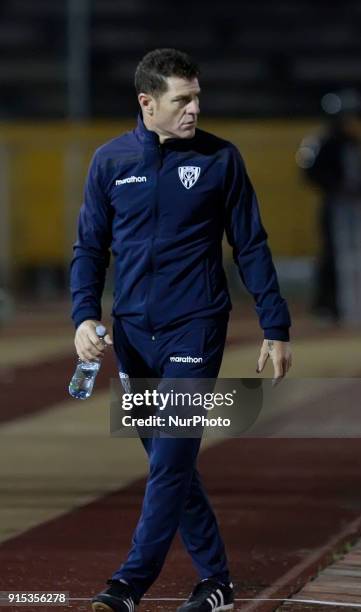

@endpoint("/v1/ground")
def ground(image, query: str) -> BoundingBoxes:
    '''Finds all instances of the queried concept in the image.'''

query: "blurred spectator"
[0,288,13,325]
[297,90,361,325]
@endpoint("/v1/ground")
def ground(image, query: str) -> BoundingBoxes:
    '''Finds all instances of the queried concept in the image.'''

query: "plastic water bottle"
[68,324,107,400]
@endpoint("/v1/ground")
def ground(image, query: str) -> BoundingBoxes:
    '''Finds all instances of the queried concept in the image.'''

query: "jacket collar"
[134,113,196,150]
[134,113,160,146]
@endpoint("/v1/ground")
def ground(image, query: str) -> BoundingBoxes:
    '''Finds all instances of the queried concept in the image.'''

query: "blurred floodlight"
[300,135,320,151]
[296,136,320,169]
[295,147,316,169]
[321,89,361,115]
[321,92,342,114]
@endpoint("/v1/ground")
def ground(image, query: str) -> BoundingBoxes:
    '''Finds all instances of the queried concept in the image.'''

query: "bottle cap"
[95,324,107,338]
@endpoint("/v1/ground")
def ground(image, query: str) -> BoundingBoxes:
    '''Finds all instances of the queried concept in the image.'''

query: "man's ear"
[138,93,154,117]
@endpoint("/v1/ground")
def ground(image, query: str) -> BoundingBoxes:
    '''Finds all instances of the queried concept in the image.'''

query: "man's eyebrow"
[171,90,201,101]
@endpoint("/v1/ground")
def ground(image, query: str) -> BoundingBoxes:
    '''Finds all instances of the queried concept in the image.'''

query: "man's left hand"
[256,339,292,386]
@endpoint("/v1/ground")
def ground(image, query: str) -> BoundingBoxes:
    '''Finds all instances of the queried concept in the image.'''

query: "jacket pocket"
[204,257,213,303]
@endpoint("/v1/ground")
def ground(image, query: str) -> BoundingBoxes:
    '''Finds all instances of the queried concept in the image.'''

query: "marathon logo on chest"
[170,356,203,363]
[115,176,147,185]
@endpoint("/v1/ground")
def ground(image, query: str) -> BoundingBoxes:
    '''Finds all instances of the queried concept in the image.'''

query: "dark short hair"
[135,48,200,98]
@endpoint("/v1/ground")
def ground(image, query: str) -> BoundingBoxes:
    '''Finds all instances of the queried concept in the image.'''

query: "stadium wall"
[0,119,321,292]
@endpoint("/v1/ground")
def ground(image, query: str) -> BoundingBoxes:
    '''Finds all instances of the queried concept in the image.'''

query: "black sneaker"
[177,579,234,611]
[91,579,137,612]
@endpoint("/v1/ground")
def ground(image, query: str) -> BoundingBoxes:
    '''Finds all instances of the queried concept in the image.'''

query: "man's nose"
[187,99,200,116]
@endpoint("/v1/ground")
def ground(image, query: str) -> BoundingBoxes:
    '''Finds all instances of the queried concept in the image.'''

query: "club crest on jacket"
[178,166,201,189]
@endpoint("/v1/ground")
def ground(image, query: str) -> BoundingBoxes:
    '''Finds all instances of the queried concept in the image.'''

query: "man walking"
[70,48,292,612]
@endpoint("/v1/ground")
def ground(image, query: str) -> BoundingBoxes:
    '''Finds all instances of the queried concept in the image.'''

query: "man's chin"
[180,125,196,138]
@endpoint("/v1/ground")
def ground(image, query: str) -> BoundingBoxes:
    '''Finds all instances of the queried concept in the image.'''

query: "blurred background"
[0,0,361,334]
[1,2,361,608]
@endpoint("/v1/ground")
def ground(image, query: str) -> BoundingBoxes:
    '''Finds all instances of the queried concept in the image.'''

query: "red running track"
[1,437,361,611]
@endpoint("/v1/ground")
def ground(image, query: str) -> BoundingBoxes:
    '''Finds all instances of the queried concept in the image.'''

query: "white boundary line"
[281,599,361,608]
[68,596,361,607]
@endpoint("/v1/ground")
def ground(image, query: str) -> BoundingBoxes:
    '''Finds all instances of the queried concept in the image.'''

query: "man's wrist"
[73,309,102,330]
[263,326,290,342]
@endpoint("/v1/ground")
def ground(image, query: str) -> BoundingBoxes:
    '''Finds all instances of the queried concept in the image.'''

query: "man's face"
[146,76,201,140]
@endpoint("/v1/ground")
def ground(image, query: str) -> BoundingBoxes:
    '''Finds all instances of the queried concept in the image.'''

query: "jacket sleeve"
[70,150,113,329]
[224,146,291,341]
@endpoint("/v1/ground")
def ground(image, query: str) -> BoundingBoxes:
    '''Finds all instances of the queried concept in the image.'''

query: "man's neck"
[142,114,171,144]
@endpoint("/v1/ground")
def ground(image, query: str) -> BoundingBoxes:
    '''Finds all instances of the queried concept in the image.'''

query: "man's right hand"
[74,319,113,361]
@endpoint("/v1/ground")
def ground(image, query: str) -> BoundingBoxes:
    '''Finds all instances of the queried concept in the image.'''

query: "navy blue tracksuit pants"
[110,316,230,602]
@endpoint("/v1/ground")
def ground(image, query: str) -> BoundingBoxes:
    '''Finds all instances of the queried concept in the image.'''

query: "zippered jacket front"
[70,115,291,340]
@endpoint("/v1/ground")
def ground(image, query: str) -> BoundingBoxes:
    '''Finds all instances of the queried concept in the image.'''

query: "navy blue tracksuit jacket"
[70,114,291,340]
